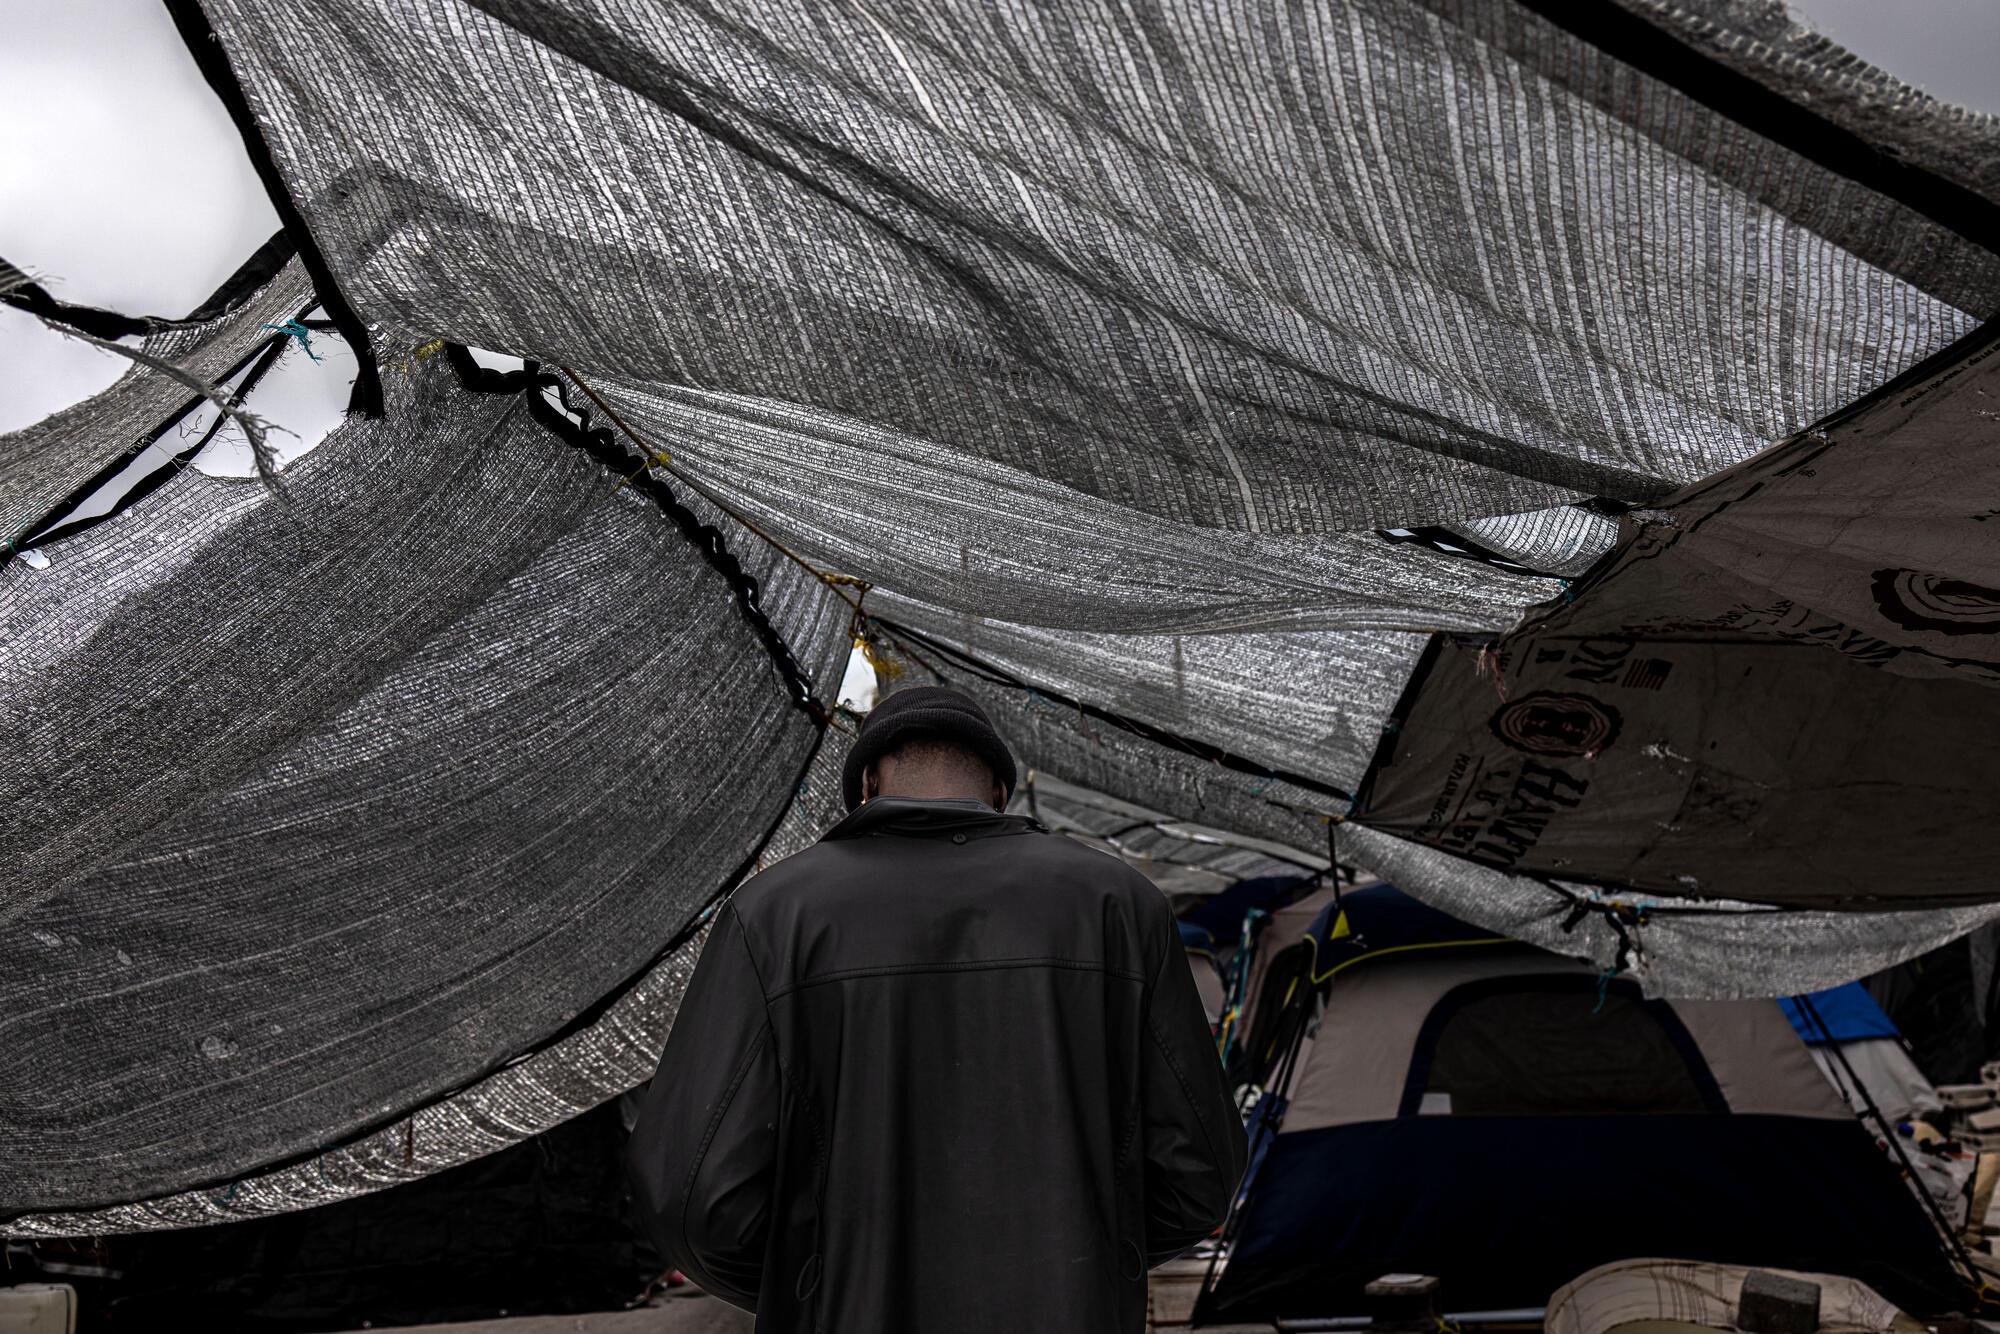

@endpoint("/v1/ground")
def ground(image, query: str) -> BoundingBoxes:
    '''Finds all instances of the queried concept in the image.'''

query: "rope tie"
[261,319,322,362]
[1592,964,1615,1014]
[1559,891,1648,981]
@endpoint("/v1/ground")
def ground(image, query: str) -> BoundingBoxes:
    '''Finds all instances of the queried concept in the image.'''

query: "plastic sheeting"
[1354,324,2000,907]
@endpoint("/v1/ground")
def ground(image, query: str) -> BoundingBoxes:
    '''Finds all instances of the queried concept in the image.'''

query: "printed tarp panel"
[1550,323,2000,688]
[1351,322,2000,909]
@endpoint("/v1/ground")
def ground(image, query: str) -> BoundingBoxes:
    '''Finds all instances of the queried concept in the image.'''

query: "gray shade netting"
[1015,773,1329,895]
[1442,505,1622,577]
[870,590,1426,799]
[0,354,850,1214]
[1625,0,2000,210]
[0,256,313,545]
[1,718,856,1237]
[198,0,1987,539]
[584,376,1552,636]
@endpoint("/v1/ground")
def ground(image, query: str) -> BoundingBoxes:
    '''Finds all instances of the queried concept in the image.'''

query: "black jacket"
[627,797,1246,1333]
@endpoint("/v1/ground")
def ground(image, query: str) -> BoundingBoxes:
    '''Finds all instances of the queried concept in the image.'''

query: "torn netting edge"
[857,610,2000,999]
[0,254,314,548]
[1617,0,2000,214]
[0,352,848,1220]
[439,347,829,723]
[0,230,295,341]
[1,738,852,1238]
[194,0,1988,539]
[162,0,383,416]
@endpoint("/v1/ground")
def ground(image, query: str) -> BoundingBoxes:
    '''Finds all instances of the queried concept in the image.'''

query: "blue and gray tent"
[1196,886,1972,1323]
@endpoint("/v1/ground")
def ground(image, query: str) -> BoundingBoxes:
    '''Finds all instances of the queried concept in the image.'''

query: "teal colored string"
[262,319,323,362]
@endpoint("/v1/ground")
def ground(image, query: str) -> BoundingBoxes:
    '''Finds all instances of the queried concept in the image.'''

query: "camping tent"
[1198,886,1971,1323]
[1782,985,1966,1233]
[1784,985,1945,1130]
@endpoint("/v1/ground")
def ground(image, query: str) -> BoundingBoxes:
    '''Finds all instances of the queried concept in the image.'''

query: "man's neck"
[871,785,999,809]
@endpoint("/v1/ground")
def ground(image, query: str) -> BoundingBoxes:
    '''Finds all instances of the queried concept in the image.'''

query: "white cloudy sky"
[3,0,1998,444]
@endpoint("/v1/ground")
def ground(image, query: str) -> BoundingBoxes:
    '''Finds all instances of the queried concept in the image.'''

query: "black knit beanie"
[841,685,1018,811]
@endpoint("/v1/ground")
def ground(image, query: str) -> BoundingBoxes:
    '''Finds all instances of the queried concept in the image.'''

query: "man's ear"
[861,763,879,804]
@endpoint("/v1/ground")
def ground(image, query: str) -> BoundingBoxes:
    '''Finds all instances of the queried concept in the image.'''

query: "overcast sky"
[3,0,1998,440]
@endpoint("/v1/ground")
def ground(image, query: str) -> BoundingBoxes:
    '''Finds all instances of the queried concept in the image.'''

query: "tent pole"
[1797,992,1984,1298]
[1199,962,1316,1314]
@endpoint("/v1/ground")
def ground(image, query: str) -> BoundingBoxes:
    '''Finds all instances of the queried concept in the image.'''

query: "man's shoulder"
[727,840,842,914]
[732,824,1166,916]
[1022,827,1168,900]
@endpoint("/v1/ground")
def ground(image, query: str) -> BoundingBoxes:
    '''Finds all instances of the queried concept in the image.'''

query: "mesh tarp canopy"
[1017,772,1327,895]
[0,354,849,1216]
[198,0,1988,533]
[857,610,2000,998]
[5,0,2000,1228]
[3,719,856,1237]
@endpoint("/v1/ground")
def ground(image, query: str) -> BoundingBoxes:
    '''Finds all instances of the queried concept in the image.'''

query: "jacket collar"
[823,796,1043,842]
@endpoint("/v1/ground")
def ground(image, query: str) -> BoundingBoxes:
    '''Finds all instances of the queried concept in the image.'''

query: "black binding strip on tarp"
[8,299,317,551]
[868,612,1358,808]
[1511,0,2000,263]
[0,230,296,341]
[442,343,828,725]
[162,0,384,417]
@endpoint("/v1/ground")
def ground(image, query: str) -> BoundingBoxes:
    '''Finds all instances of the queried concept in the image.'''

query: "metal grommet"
[796,1253,821,1300]
[951,833,968,844]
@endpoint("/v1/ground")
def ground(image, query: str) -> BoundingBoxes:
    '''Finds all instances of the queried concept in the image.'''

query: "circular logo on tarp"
[1872,568,2000,635]
[1488,692,1621,757]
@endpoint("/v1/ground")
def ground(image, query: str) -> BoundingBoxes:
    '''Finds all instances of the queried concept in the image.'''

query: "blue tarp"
[1780,983,1901,1045]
